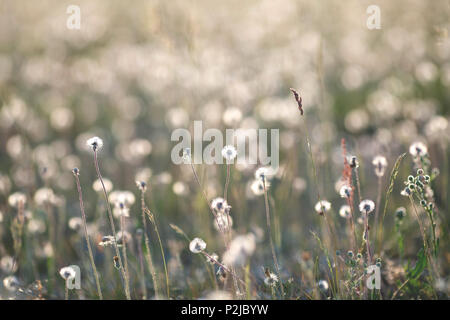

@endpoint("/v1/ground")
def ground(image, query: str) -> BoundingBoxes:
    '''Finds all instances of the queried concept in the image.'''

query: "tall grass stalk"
[120,214,131,299]
[263,178,284,297]
[378,153,406,252]
[136,231,147,299]
[73,170,103,299]
[93,150,131,300]
[139,189,160,299]
[145,207,170,299]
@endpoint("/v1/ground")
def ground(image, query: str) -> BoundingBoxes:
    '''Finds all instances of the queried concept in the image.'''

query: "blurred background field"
[0,0,449,299]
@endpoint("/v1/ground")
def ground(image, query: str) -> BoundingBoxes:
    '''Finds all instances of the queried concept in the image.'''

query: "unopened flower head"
[314,200,331,214]
[86,136,104,152]
[359,199,375,214]
[372,155,388,177]
[409,142,428,158]
[339,185,352,198]
[339,205,351,218]
[221,145,237,162]
[59,266,77,280]
[189,237,206,253]
[72,167,80,176]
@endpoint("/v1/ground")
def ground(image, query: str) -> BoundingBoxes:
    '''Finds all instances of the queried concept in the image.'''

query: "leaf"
[407,248,427,280]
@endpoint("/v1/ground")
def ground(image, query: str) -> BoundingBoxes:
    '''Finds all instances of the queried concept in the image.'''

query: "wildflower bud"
[424,175,430,183]
[420,200,427,207]
[408,184,415,191]
[72,167,80,176]
[349,156,359,168]
[428,203,434,210]
[417,169,424,175]
[376,257,381,263]
[347,250,354,258]
[356,253,362,259]
[408,175,414,182]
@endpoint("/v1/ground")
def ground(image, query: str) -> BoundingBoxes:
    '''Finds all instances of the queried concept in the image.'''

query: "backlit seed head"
[372,155,388,177]
[339,185,352,199]
[72,167,80,176]
[318,280,329,291]
[221,145,237,162]
[339,205,351,218]
[359,199,375,214]
[86,136,103,152]
[409,142,427,157]
[59,266,76,280]
[401,187,411,197]
[189,237,206,253]
[314,200,331,214]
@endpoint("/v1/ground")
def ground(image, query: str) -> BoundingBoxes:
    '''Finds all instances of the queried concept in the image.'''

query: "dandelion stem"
[73,172,103,300]
[224,164,231,201]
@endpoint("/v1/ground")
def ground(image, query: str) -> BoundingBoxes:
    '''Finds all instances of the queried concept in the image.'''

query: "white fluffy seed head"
[59,266,76,280]
[314,200,331,214]
[221,145,237,162]
[86,136,104,152]
[409,142,428,157]
[339,185,352,198]
[339,205,351,218]
[359,199,375,214]
[372,155,388,177]
[189,237,206,253]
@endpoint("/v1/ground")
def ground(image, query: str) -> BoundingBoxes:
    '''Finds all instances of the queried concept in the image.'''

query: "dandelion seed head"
[214,212,233,232]
[314,200,331,214]
[68,217,83,231]
[0,256,17,273]
[318,279,329,291]
[136,180,147,192]
[222,233,256,268]
[372,155,388,177]
[221,145,237,162]
[409,142,428,158]
[3,275,20,292]
[339,205,351,218]
[8,192,26,208]
[250,179,269,196]
[109,191,135,208]
[255,166,275,182]
[264,272,279,287]
[34,188,57,207]
[93,178,113,193]
[189,237,206,253]
[339,185,352,198]
[359,199,375,214]
[59,266,76,280]
[210,197,230,214]
[86,136,103,152]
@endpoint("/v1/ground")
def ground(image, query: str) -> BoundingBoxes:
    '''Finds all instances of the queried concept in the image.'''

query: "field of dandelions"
[0,0,449,300]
